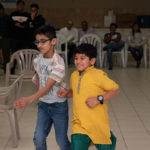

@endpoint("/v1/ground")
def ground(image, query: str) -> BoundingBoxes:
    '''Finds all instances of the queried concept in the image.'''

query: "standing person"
[0,3,11,73]
[10,0,30,53]
[10,0,30,73]
[103,23,124,70]
[128,22,144,68]
[14,25,71,150]
[57,44,120,150]
[29,3,45,49]
[78,20,93,40]
[59,20,78,64]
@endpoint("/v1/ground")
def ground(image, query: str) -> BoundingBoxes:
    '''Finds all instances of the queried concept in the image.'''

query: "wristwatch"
[97,95,104,104]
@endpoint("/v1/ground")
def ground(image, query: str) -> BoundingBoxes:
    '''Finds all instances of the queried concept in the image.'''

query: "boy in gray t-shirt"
[14,25,71,150]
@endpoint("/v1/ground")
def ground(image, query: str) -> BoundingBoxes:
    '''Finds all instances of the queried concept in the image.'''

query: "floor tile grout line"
[109,100,128,150]
[112,70,150,136]
[125,68,150,103]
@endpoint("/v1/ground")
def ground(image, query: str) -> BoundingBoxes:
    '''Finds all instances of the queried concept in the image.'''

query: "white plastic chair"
[5,49,40,86]
[125,36,147,68]
[79,34,102,67]
[101,43,125,68]
[100,31,125,68]
[0,74,23,147]
[148,38,150,68]
[55,33,68,68]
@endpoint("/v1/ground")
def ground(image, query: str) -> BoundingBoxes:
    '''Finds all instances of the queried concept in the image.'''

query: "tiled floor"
[0,66,150,150]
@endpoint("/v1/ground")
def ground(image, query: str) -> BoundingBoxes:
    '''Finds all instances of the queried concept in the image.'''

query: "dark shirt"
[0,14,10,38]
[104,32,121,43]
[10,11,30,39]
[29,14,45,40]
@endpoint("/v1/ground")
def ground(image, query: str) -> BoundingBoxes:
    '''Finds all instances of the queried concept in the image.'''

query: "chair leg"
[121,53,125,68]
[144,50,147,68]
[7,109,20,148]
[101,53,106,67]
[100,53,104,68]
[5,75,9,87]
[98,51,102,68]
[124,52,128,68]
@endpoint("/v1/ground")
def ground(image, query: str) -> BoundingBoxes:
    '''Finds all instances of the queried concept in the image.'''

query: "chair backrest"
[10,49,40,73]
[55,33,68,52]
[79,34,101,48]
[0,74,23,109]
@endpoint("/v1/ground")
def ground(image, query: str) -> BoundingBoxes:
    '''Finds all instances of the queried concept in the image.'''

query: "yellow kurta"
[70,66,119,144]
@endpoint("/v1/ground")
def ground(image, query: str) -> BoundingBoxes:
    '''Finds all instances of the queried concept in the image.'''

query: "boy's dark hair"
[30,3,39,9]
[16,0,25,5]
[75,44,97,59]
[110,23,117,28]
[35,25,56,40]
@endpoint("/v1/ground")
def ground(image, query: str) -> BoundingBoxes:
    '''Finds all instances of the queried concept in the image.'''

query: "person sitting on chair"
[128,22,144,68]
[103,23,124,70]
[59,20,78,64]
[78,20,93,40]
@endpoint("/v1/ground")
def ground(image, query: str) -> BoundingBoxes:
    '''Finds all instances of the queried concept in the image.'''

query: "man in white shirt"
[59,20,78,64]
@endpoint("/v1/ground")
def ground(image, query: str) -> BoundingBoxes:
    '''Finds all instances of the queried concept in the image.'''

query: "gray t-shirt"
[33,52,66,103]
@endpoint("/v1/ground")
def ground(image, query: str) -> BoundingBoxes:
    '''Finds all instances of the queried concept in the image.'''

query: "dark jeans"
[11,38,30,53]
[33,101,71,150]
[11,38,30,73]
[103,41,124,68]
[0,37,11,73]
[61,43,76,64]
[128,46,143,63]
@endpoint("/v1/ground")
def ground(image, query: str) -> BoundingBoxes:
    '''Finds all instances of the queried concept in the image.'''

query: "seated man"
[78,20,93,40]
[59,20,78,64]
[103,23,124,70]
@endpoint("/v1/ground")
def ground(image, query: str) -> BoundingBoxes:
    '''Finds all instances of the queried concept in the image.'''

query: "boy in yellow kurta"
[57,43,120,150]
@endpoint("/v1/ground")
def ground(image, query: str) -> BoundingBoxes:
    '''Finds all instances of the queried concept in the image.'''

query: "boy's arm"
[57,89,73,98]
[36,74,39,89]
[112,33,121,42]
[104,34,111,44]
[86,89,120,108]
[67,89,73,98]
[14,78,56,109]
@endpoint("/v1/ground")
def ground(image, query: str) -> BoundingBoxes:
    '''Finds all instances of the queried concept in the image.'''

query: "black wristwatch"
[97,95,104,104]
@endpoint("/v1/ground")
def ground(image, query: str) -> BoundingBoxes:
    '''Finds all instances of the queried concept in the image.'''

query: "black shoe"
[109,67,113,70]
[136,61,141,68]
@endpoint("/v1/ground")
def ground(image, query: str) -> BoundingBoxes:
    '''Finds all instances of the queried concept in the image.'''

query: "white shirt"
[33,52,66,103]
[128,32,144,47]
[59,27,78,43]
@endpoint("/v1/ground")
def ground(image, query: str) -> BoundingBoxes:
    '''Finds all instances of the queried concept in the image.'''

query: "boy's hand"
[57,89,68,97]
[14,97,30,109]
[86,97,100,108]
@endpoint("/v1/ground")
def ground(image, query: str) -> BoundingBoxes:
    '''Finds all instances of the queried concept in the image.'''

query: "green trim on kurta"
[77,72,84,94]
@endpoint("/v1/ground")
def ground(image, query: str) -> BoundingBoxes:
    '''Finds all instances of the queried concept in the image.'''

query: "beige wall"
[3,0,150,28]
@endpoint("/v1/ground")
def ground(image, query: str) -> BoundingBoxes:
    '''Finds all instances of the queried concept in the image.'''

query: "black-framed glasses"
[33,39,50,45]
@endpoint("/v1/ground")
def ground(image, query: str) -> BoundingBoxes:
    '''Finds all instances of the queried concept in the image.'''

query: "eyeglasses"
[33,39,50,45]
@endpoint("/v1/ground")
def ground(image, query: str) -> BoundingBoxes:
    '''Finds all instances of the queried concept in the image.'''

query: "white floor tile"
[1,67,150,150]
